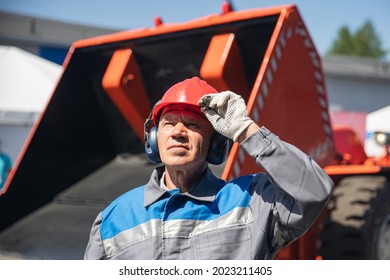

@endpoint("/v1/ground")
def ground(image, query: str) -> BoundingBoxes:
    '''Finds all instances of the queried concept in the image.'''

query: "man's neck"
[164,163,207,193]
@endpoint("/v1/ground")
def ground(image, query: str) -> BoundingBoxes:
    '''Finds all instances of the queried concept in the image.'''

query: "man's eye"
[188,123,199,128]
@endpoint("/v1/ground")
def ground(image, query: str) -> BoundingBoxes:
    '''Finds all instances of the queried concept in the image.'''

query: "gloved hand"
[199,91,254,142]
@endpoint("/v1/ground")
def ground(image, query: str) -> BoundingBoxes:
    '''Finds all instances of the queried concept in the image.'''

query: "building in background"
[323,54,390,113]
[0,11,118,65]
[323,55,390,156]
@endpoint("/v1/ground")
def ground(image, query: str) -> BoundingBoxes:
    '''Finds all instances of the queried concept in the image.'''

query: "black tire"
[320,175,390,259]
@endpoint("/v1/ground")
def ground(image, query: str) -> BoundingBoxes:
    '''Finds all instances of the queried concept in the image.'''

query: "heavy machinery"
[321,128,390,259]
[0,2,389,260]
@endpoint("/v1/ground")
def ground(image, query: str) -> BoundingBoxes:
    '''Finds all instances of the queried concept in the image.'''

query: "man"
[0,139,12,192]
[84,77,334,260]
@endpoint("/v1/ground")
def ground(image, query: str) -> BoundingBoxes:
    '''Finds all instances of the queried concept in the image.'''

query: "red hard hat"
[151,77,217,123]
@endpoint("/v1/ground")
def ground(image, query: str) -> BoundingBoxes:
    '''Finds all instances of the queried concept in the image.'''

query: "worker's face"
[157,109,213,169]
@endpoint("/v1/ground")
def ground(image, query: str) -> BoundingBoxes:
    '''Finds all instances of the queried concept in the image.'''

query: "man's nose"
[172,122,188,136]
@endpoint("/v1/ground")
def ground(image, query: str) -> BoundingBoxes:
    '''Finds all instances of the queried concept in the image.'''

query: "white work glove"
[199,91,254,142]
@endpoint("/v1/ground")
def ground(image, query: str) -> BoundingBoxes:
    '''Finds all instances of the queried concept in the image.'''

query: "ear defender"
[206,133,231,165]
[144,126,160,164]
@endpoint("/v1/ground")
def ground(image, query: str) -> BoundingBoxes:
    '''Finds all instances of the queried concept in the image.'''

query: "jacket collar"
[144,165,221,207]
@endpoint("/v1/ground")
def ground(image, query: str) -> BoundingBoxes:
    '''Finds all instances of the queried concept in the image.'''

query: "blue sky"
[0,0,389,59]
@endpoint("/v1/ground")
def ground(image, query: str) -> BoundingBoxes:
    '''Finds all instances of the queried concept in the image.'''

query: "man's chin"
[164,158,190,166]
[162,155,195,166]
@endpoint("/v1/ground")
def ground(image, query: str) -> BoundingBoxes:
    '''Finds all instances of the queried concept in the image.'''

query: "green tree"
[329,25,354,55]
[328,20,387,59]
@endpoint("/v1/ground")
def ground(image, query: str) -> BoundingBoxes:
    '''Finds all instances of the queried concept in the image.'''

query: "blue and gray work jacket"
[84,127,334,259]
